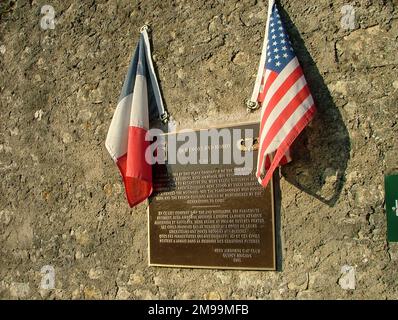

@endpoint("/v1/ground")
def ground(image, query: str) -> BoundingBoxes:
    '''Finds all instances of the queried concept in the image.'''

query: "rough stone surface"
[1,0,398,299]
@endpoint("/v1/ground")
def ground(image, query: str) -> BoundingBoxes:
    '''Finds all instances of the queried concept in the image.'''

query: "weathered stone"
[385,148,398,174]
[133,289,155,300]
[62,133,73,144]
[0,0,397,301]
[78,109,92,122]
[153,276,163,287]
[83,286,102,299]
[74,229,90,246]
[34,110,44,121]
[336,21,398,70]
[9,282,30,299]
[116,287,131,300]
[287,273,309,291]
[329,80,348,97]
[75,250,84,260]
[232,51,248,66]
[203,291,221,300]
[128,272,145,286]
[39,288,52,299]
[88,267,103,280]
[0,210,12,226]
[71,288,81,300]
[388,243,398,261]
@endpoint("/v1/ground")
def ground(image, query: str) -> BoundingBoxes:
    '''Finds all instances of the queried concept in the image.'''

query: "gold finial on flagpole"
[140,25,150,33]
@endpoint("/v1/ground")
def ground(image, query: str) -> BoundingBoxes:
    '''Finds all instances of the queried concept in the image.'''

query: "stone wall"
[0,0,397,299]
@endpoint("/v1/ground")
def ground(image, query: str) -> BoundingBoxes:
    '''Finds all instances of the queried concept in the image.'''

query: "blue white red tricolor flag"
[250,0,316,187]
[105,27,168,207]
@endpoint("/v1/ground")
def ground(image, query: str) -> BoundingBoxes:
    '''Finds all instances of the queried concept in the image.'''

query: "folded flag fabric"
[250,0,316,187]
[105,27,168,207]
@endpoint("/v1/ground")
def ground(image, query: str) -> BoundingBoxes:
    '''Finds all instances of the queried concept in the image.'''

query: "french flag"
[105,31,158,207]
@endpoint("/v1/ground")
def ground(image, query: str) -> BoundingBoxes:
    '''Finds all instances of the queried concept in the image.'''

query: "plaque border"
[147,121,277,271]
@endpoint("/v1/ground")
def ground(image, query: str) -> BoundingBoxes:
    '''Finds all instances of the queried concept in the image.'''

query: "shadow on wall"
[273,173,283,271]
[278,6,351,207]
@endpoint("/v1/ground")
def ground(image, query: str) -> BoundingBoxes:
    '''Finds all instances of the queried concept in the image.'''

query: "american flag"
[255,0,316,187]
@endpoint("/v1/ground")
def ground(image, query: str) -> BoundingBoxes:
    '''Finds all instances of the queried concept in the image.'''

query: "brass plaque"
[148,122,276,270]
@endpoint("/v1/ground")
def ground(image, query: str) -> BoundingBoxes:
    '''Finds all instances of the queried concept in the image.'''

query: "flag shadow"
[278,6,351,207]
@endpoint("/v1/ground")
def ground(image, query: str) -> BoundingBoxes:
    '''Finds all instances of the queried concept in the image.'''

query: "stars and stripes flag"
[250,0,316,187]
[105,27,170,207]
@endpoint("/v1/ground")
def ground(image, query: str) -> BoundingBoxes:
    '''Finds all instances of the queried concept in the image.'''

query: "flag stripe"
[259,70,306,140]
[258,70,278,102]
[130,74,149,129]
[261,92,313,159]
[258,105,316,185]
[257,69,307,172]
[258,93,313,175]
[116,127,152,207]
[260,57,299,118]
[105,93,134,161]
[260,75,309,143]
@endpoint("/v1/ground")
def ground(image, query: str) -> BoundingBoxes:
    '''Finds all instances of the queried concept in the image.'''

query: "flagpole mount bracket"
[246,100,260,112]
[160,111,170,124]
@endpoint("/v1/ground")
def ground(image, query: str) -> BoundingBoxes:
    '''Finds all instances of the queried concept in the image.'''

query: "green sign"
[385,174,398,242]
